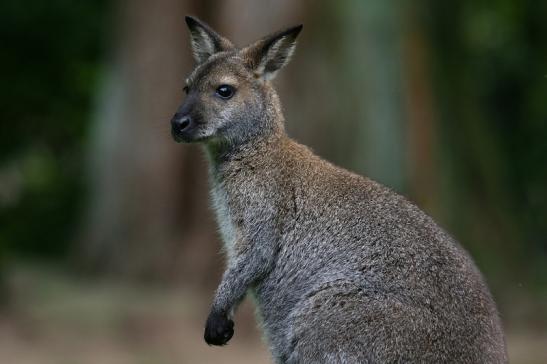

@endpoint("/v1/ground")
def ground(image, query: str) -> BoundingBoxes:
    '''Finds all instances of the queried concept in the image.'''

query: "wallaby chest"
[210,181,240,262]
[208,152,283,263]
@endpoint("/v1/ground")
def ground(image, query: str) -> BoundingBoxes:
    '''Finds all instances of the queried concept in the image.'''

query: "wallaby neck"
[204,129,285,180]
[205,87,286,181]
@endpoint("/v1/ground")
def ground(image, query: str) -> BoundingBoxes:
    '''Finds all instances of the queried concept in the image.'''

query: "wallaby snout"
[170,113,192,142]
[171,92,203,143]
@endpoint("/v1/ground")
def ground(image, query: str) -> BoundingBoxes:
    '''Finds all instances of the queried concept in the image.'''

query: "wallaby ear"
[242,24,303,80]
[185,16,234,64]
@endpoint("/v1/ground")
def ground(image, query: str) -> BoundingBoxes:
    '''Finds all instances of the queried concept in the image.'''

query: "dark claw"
[204,311,234,346]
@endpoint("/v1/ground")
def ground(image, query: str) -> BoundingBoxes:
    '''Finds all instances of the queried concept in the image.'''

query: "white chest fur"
[210,182,238,262]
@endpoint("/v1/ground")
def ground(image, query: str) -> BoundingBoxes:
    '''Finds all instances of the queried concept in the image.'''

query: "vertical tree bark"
[401,6,439,213]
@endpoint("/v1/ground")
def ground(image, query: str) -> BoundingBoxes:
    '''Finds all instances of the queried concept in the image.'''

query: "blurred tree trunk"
[401,5,439,214]
[79,0,221,285]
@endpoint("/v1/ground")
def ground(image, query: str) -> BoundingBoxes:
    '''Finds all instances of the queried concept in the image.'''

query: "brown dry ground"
[0,266,545,364]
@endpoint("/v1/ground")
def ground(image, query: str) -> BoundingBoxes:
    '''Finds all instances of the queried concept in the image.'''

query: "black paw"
[204,311,234,346]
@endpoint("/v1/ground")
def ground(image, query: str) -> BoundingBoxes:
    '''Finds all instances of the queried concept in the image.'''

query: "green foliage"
[425,0,547,289]
[0,0,109,257]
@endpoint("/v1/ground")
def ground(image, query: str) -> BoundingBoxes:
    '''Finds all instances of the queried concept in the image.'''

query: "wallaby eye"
[183,85,189,94]
[216,85,235,99]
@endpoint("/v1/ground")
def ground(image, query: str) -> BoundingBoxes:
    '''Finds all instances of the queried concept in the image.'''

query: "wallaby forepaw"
[204,312,234,346]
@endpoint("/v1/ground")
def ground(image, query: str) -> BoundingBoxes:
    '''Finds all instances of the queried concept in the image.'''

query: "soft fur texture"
[172,16,508,363]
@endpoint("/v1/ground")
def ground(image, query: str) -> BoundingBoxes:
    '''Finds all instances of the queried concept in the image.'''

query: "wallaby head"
[171,16,302,148]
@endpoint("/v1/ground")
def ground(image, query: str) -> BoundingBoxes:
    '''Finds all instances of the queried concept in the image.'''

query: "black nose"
[171,114,191,133]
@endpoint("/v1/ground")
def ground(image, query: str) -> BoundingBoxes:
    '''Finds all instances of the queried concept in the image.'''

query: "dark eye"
[216,85,235,99]
[183,85,189,94]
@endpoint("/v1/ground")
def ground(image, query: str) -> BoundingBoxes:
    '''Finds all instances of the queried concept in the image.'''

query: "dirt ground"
[0,266,545,364]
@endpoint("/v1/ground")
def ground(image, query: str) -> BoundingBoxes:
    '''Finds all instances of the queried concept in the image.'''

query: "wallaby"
[171,16,508,363]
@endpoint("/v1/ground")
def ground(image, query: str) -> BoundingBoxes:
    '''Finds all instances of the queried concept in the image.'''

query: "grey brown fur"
[171,16,508,363]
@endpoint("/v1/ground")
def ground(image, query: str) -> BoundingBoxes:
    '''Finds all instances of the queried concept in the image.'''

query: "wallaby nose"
[171,114,192,134]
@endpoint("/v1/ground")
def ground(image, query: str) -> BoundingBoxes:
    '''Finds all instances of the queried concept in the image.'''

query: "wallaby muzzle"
[171,113,192,142]
[171,94,201,143]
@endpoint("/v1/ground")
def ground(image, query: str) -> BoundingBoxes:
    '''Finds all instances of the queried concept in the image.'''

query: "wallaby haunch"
[171,16,507,363]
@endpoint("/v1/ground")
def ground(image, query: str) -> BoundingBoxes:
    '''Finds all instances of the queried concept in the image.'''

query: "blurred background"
[1,0,546,362]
